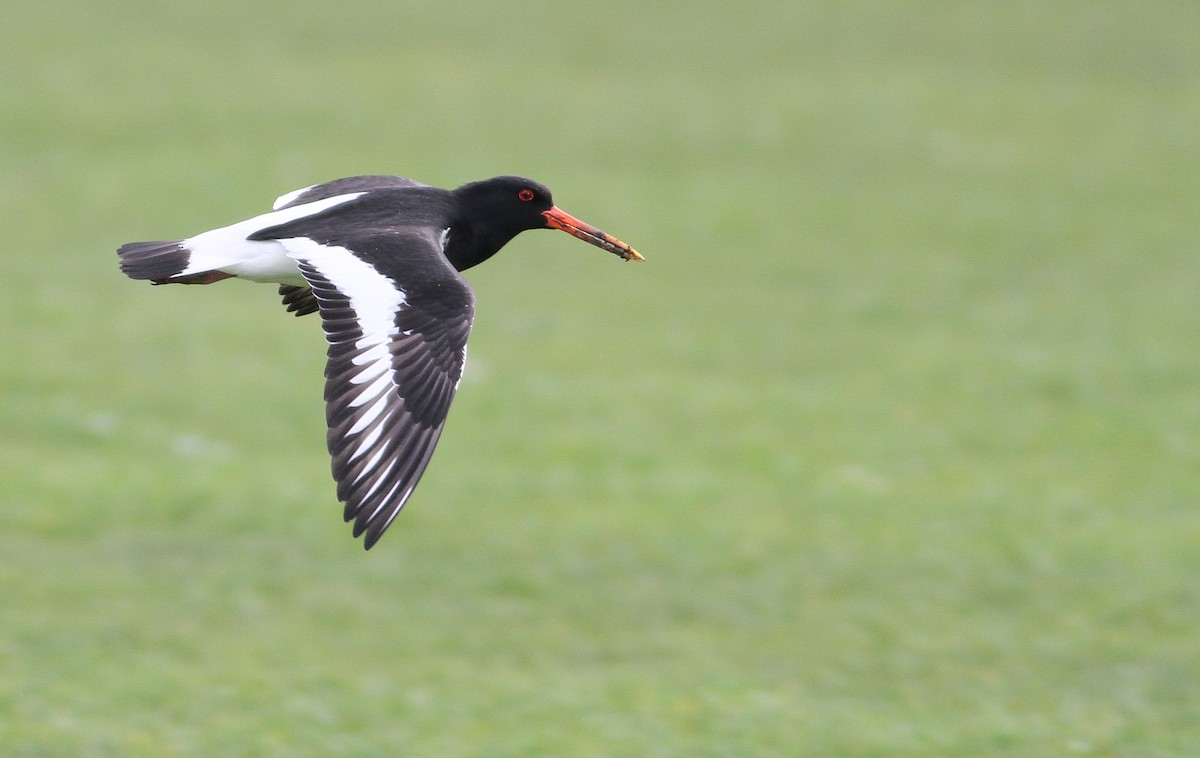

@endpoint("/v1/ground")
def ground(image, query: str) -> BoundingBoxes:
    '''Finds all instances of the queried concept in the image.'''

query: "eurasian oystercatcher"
[118,175,643,549]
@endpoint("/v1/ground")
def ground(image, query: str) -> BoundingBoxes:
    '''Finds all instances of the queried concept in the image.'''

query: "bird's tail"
[117,240,192,284]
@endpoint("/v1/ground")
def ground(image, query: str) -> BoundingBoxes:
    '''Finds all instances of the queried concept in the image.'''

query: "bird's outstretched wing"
[277,229,474,549]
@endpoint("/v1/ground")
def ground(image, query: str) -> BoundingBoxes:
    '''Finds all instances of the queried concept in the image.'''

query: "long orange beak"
[542,207,644,262]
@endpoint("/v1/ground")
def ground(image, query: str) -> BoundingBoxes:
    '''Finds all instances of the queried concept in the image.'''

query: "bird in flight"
[118,174,643,548]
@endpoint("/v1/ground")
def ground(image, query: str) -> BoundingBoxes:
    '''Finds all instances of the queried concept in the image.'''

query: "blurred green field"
[2,1,1199,755]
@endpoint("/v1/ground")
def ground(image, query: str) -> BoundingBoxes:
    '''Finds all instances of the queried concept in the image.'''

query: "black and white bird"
[118,174,643,549]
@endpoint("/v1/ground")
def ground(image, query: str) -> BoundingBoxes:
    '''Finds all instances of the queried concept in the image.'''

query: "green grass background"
[2,1,1199,755]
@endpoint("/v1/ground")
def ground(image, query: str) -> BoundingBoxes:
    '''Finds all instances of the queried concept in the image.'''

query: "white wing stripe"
[348,361,387,385]
[347,397,391,438]
[350,421,388,462]
[279,237,405,338]
[349,374,392,410]
[353,448,393,488]
[355,459,399,502]
[281,237,409,472]
[352,342,390,366]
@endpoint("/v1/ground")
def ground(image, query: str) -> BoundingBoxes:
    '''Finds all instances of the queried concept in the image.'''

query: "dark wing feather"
[283,230,473,549]
[278,284,320,317]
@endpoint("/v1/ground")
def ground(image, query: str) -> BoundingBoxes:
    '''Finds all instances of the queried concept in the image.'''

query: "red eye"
[518,189,535,202]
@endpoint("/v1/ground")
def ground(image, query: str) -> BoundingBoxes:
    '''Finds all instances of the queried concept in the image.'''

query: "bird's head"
[452,176,643,267]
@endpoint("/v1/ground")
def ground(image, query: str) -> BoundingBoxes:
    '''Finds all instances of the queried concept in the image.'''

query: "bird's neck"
[442,219,517,272]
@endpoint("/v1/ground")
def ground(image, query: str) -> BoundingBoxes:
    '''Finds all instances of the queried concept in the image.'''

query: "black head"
[453,175,554,233]
[448,175,643,271]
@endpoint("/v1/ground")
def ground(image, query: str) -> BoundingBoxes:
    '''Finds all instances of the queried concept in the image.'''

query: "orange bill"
[542,207,644,262]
